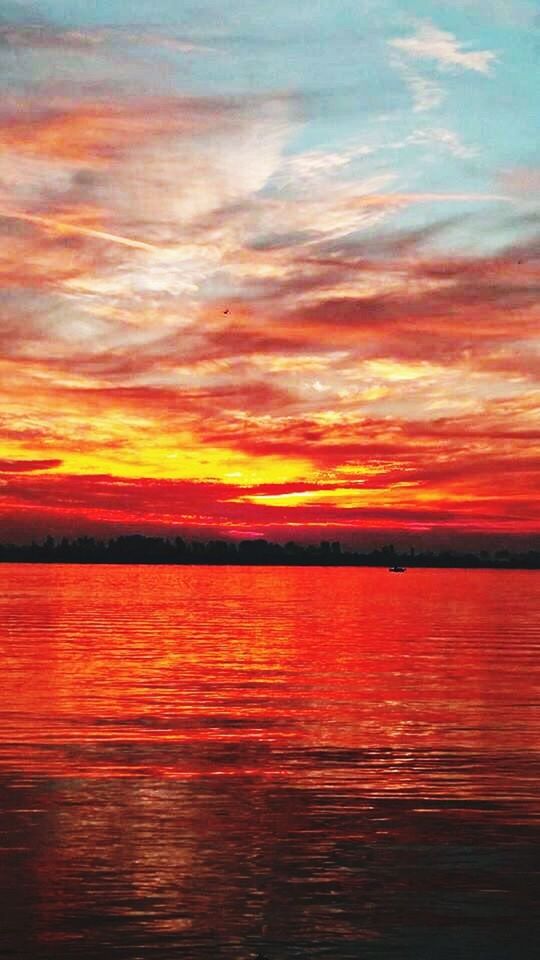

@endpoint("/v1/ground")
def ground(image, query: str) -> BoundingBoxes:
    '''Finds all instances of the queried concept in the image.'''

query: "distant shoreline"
[1,535,538,570]
[1,559,538,570]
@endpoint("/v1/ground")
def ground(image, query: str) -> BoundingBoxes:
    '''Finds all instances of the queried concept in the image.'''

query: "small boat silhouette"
[388,565,406,572]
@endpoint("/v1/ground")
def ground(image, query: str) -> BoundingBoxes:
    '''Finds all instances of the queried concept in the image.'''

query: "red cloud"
[0,80,538,545]
[0,458,62,472]
[0,470,538,546]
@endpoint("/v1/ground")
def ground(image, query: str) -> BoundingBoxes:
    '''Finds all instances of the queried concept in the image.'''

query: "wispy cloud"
[0,23,216,54]
[390,22,497,75]
[405,127,478,159]
[0,2,537,543]
[397,63,445,112]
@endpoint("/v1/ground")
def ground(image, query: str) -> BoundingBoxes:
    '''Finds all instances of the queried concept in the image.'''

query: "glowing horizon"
[1,2,538,546]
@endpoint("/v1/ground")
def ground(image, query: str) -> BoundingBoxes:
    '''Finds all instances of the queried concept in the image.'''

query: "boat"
[388,565,406,572]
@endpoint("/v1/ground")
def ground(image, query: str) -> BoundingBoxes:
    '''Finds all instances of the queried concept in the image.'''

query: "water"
[0,564,538,959]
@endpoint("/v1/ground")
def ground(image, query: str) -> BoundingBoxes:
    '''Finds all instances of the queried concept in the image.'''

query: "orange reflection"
[0,565,538,803]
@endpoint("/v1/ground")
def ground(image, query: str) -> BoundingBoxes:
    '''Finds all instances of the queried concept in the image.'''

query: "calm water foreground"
[0,565,538,960]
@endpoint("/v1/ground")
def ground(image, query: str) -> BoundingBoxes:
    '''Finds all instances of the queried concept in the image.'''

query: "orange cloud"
[0,83,538,544]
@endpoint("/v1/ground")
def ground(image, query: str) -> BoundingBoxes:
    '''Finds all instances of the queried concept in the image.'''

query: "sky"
[0,0,538,547]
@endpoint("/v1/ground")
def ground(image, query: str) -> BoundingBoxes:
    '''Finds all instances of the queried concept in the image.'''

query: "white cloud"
[393,60,445,112]
[406,127,478,159]
[106,101,291,230]
[406,71,445,113]
[390,22,497,75]
[273,145,374,187]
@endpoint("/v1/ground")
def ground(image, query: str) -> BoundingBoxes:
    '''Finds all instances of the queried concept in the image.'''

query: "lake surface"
[0,564,538,959]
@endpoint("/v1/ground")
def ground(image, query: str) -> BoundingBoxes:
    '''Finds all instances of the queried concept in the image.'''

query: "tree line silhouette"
[0,535,538,568]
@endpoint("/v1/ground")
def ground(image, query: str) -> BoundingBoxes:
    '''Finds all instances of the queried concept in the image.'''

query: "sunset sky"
[1,0,538,546]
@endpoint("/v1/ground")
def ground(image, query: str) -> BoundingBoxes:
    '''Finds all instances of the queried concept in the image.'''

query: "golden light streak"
[350,192,510,207]
[0,209,163,251]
